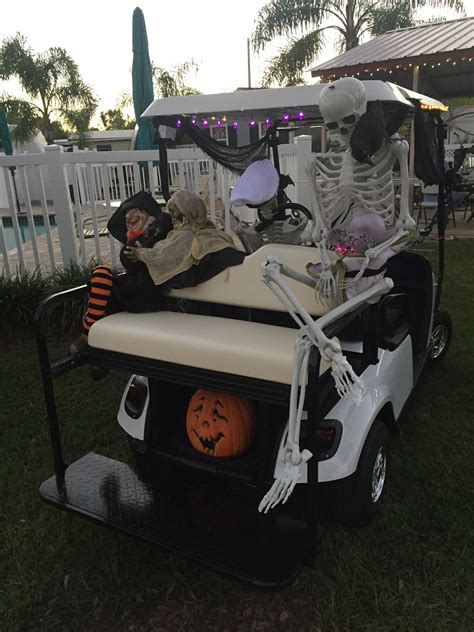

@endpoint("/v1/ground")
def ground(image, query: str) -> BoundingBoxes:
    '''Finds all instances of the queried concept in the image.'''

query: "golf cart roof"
[142,80,447,121]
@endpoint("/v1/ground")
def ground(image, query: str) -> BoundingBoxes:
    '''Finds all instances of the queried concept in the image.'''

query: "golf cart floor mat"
[40,452,314,588]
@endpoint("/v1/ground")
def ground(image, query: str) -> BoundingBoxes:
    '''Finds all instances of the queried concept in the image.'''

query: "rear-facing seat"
[88,244,336,384]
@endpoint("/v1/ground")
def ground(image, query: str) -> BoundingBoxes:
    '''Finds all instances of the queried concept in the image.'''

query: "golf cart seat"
[88,245,336,383]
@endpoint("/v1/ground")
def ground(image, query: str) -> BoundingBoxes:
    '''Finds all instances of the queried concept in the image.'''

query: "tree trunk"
[43,115,54,145]
[344,0,359,50]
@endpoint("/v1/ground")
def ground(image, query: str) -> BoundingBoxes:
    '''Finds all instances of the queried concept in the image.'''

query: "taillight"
[317,426,337,450]
[124,377,148,419]
[315,420,342,459]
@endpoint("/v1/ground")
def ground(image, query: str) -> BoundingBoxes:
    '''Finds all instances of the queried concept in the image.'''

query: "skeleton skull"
[319,77,367,149]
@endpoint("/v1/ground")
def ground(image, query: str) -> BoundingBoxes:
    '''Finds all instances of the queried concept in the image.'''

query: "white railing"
[0,136,312,277]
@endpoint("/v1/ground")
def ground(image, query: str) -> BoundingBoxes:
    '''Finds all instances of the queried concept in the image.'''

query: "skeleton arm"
[393,139,416,231]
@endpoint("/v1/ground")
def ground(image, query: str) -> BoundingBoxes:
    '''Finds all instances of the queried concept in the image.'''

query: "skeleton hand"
[314,265,337,299]
[319,336,365,401]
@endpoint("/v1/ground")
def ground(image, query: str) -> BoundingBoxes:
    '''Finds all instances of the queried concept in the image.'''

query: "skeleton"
[259,78,413,512]
[305,77,415,297]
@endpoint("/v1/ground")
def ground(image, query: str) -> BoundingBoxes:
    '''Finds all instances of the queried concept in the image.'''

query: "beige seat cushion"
[88,311,330,384]
[167,244,337,316]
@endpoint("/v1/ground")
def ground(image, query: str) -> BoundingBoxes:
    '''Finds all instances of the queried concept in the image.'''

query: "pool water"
[2,216,56,251]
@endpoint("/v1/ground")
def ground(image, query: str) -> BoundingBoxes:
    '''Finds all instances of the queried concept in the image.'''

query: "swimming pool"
[2,215,56,251]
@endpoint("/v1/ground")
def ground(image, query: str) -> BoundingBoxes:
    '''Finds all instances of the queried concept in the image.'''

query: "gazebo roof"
[310,17,474,98]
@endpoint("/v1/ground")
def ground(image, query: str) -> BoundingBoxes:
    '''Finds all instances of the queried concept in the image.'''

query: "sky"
[1,0,471,126]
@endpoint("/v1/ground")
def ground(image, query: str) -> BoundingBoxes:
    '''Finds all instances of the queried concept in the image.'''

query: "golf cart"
[36,80,452,588]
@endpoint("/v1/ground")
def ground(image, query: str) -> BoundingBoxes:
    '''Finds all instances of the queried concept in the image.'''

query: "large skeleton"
[259,78,415,513]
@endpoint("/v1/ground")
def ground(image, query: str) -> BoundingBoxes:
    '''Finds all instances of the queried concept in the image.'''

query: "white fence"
[0,136,313,277]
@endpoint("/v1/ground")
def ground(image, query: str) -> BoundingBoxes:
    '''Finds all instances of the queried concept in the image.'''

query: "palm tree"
[0,33,98,144]
[252,0,465,86]
[152,60,201,98]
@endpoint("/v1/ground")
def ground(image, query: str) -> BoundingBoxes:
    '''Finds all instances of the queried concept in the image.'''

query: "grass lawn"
[1,241,473,632]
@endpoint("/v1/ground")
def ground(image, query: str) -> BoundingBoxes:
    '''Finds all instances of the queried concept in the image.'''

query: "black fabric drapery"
[414,106,444,185]
[154,116,280,174]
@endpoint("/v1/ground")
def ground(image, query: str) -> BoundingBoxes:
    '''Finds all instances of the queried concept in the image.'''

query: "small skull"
[319,77,367,149]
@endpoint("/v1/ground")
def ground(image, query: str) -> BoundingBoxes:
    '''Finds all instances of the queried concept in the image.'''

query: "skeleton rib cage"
[308,141,400,233]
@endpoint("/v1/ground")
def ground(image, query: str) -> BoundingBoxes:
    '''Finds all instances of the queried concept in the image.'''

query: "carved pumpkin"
[186,389,256,457]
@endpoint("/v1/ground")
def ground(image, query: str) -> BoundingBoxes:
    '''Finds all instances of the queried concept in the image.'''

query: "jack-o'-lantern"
[186,389,256,457]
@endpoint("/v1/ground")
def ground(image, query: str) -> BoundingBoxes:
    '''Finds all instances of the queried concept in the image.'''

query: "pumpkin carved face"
[186,389,256,457]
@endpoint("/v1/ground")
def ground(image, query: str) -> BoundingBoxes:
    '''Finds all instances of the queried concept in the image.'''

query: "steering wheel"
[255,202,312,233]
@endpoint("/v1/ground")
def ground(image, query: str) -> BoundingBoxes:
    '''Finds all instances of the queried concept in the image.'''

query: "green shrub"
[0,259,107,340]
[0,269,52,338]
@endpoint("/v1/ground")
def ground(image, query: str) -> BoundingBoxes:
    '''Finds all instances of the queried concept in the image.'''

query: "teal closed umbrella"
[132,7,156,151]
[0,108,20,212]
[0,108,13,156]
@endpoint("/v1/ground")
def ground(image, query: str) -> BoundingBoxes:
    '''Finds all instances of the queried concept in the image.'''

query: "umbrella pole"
[158,139,171,201]
[9,167,21,214]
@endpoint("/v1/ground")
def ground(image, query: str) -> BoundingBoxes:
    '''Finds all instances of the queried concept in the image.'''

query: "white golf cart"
[36,80,452,588]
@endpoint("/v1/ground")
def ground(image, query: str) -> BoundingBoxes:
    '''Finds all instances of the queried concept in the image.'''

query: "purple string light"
[217,120,222,128]
[297,111,304,120]
[202,119,208,127]
[249,119,257,127]
[233,120,238,129]
[176,119,182,127]
[283,113,290,121]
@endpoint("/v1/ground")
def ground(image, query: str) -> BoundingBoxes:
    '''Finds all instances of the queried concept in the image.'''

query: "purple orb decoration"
[283,113,290,121]
[297,111,304,120]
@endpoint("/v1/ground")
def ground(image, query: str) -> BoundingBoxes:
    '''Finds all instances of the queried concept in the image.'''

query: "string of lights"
[175,110,308,129]
[323,55,473,83]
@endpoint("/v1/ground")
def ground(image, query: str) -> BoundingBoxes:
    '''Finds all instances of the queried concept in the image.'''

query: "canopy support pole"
[409,65,420,208]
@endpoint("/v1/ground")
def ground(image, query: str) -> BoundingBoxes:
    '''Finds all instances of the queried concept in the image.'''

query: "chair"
[416,185,456,228]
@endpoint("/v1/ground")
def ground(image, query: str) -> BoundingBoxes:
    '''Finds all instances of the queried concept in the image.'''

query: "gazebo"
[310,16,474,100]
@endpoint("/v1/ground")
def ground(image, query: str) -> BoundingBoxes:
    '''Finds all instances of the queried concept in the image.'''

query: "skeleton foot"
[258,449,312,513]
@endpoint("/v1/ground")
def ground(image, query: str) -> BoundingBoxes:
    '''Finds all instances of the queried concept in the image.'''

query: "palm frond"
[411,0,465,13]
[369,1,415,35]
[261,29,327,87]
[0,95,41,144]
[252,0,343,53]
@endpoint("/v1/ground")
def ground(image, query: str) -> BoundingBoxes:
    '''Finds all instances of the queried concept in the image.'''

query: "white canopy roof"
[142,80,446,121]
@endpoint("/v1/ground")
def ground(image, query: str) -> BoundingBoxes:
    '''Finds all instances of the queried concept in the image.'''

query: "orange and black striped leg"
[83,266,114,336]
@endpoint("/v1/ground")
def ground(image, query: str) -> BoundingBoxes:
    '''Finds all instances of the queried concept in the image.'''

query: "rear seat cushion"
[167,244,337,316]
[88,311,330,384]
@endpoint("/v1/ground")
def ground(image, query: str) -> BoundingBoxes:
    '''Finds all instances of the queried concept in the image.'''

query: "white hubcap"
[430,324,449,359]
[371,447,386,503]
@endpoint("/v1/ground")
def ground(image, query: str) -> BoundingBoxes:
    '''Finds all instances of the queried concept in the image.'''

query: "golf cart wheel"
[429,310,452,363]
[331,419,389,528]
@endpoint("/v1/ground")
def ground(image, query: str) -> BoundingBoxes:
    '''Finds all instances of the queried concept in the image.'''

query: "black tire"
[428,310,452,364]
[330,419,389,528]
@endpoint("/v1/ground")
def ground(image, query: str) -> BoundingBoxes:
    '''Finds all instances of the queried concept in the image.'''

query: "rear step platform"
[40,452,315,588]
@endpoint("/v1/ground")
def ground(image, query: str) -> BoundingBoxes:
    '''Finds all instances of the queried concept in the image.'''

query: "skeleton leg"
[258,336,313,514]
[262,257,364,401]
